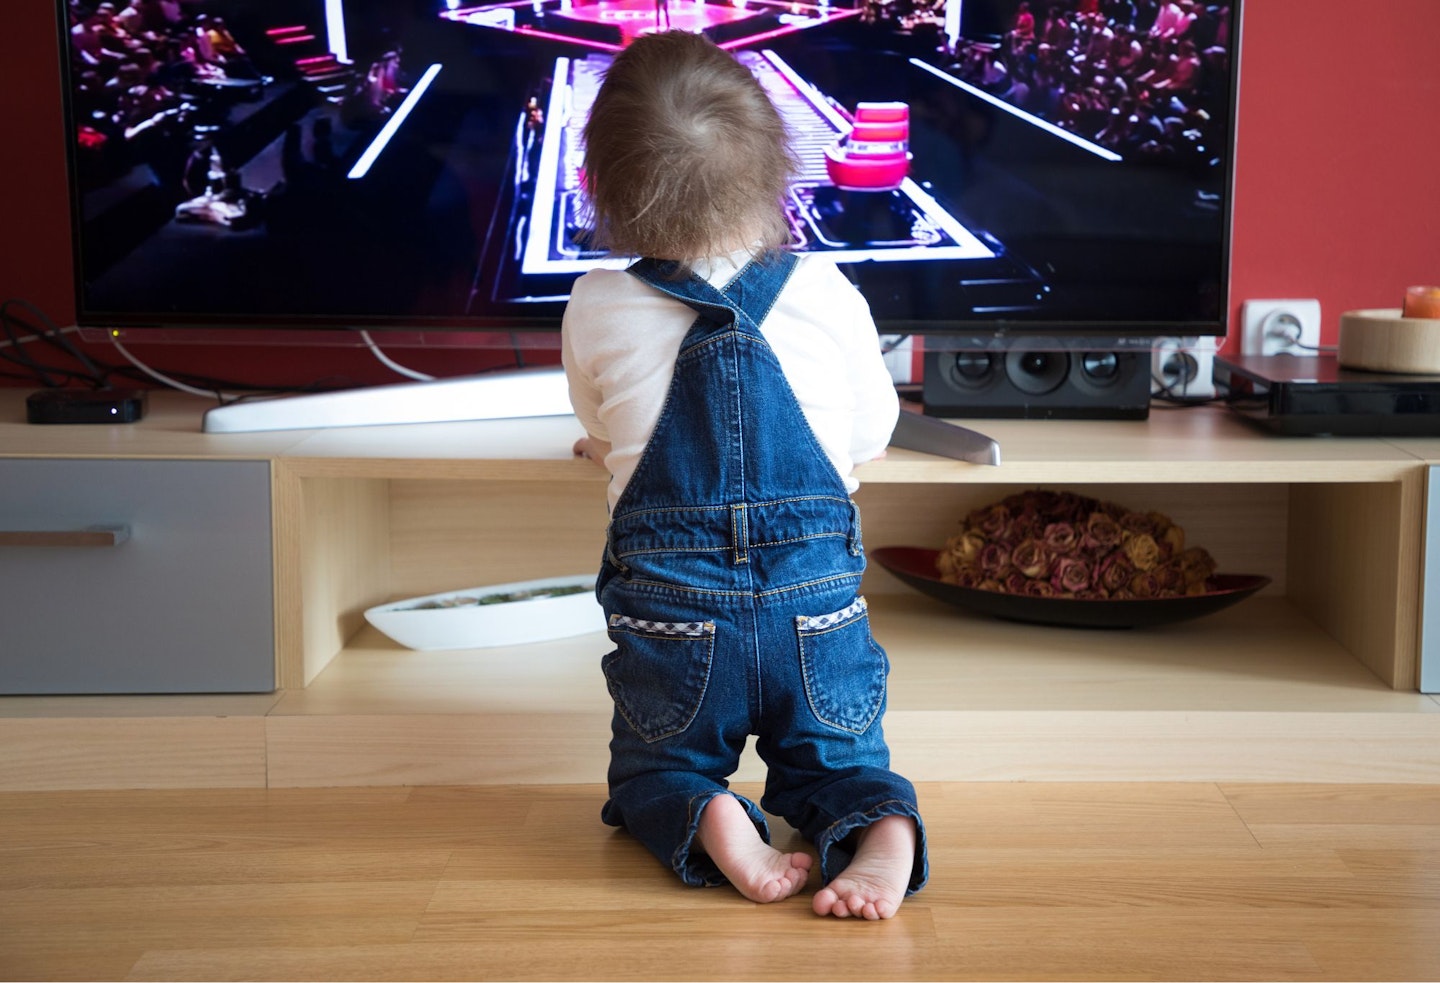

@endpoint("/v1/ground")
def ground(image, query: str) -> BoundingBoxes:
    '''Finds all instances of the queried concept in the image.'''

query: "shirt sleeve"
[560,280,609,443]
[837,276,900,465]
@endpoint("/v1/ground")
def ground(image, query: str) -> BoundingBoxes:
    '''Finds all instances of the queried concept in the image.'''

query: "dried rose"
[938,530,986,573]
[936,549,960,580]
[1060,492,1093,522]
[1160,522,1185,555]
[948,565,982,589]
[1128,570,1161,598]
[1010,538,1051,579]
[1120,511,1155,535]
[968,503,1012,539]
[1098,499,1129,520]
[1051,556,1093,594]
[1097,552,1136,594]
[978,542,1011,577]
[1042,521,1079,555]
[1175,546,1217,586]
[1153,561,1185,593]
[1123,532,1161,571]
[1082,511,1124,551]
[956,529,987,562]
[1024,578,1059,597]
[1010,508,1044,542]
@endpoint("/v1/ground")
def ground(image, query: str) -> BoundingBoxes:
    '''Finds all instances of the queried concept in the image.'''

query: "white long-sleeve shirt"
[561,251,899,513]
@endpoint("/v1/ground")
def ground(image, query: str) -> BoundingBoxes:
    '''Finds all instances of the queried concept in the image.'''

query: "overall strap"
[626,252,799,338]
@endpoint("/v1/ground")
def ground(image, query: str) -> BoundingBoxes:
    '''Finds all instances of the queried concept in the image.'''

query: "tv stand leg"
[889,410,1001,465]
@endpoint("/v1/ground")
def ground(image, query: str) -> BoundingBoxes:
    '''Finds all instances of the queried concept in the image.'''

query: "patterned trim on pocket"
[609,614,715,637]
[795,597,867,633]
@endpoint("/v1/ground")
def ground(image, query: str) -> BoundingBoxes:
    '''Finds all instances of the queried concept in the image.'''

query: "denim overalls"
[595,252,928,895]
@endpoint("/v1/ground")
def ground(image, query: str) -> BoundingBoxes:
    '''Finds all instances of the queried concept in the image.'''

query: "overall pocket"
[603,614,716,743]
[796,597,887,734]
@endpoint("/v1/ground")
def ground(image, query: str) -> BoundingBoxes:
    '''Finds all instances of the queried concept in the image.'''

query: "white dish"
[364,574,604,650]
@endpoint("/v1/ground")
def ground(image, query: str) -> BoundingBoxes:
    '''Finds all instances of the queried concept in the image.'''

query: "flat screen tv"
[58,0,1240,425]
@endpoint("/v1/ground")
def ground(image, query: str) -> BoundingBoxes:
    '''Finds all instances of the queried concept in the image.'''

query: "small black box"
[26,388,148,425]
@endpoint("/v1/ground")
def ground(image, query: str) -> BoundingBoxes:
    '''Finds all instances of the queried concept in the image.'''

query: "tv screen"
[59,0,1238,339]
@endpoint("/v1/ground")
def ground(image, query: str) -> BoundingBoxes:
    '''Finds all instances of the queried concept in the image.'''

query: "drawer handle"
[0,525,131,547]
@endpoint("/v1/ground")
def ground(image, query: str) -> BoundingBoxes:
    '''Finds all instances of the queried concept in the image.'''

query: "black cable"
[3,298,547,399]
[880,333,910,355]
[509,331,529,369]
[1151,392,1223,408]
[1150,367,1223,408]
[0,302,67,388]
[0,299,108,386]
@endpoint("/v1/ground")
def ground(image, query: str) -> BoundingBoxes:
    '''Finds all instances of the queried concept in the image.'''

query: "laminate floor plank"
[1,783,1437,982]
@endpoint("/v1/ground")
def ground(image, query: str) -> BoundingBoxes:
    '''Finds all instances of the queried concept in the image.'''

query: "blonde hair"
[580,30,798,266]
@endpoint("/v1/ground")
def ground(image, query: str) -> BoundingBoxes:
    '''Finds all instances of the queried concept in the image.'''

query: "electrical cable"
[4,299,541,401]
[0,329,93,383]
[1151,389,1221,408]
[1,300,72,388]
[1,298,107,383]
[107,331,242,401]
[358,329,435,381]
[1150,362,1221,407]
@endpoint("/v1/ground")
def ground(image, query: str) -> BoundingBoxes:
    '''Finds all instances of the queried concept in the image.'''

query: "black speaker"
[922,347,1151,420]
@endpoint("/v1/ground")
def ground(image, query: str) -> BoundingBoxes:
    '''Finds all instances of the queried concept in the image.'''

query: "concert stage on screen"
[441,0,860,51]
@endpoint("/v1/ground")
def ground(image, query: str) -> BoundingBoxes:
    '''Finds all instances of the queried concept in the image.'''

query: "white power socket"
[1152,336,1217,399]
[1241,298,1321,356]
[880,334,914,384]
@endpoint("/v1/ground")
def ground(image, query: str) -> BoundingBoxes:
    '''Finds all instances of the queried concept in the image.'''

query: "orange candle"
[1402,285,1440,318]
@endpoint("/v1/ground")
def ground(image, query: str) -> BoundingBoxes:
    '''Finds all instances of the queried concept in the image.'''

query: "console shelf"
[1,390,1435,790]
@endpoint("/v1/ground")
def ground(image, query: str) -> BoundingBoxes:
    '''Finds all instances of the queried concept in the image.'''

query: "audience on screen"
[66,1,267,188]
[861,0,1232,166]
[66,0,411,199]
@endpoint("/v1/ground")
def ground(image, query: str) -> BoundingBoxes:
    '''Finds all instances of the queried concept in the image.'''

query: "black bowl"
[872,545,1271,629]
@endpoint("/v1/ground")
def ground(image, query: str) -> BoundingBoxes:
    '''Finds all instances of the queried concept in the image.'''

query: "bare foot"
[695,793,812,903]
[812,814,917,920]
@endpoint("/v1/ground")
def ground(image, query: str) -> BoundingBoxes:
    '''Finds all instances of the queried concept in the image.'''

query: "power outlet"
[880,334,914,384]
[1152,336,1217,399]
[1241,299,1321,356]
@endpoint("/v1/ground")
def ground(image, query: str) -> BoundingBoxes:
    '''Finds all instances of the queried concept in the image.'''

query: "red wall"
[4,1,1439,389]
[1226,0,1440,354]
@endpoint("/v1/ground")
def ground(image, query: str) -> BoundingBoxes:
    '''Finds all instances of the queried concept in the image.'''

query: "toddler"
[561,29,927,919]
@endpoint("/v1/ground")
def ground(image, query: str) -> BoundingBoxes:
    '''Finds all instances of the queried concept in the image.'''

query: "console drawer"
[0,459,275,693]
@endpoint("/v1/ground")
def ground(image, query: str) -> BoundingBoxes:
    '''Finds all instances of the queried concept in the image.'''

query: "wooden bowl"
[1338,308,1440,374]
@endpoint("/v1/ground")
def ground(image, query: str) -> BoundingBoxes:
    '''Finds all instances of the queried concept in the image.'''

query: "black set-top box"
[1214,354,1440,436]
[26,388,147,425]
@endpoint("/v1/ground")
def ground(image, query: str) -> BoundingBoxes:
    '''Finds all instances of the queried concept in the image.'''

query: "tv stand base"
[201,367,572,433]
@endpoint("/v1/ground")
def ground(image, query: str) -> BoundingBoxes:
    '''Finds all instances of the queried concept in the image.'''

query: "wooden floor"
[2,782,1439,982]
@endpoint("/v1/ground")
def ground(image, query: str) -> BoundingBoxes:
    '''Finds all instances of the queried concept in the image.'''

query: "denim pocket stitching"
[604,617,717,743]
[795,596,886,734]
